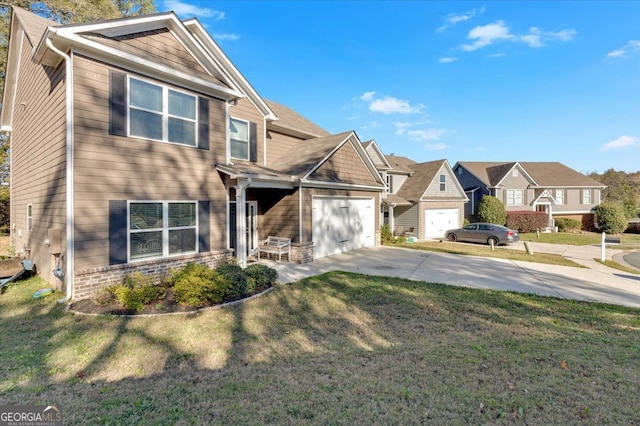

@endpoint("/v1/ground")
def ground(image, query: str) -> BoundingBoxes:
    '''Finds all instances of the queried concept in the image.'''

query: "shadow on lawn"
[1,274,639,424]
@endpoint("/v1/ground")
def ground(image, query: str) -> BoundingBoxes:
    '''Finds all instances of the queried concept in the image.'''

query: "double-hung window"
[555,189,564,205]
[129,77,197,146]
[129,201,197,261]
[230,117,249,160]
[439,174,446,191]
[506,189,524,206]
[582,189,592,204]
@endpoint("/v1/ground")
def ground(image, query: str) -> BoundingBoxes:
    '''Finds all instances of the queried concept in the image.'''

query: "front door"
[229,201,259,257]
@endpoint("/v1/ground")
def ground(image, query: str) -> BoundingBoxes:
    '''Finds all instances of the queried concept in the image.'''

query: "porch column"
[234,179,250,268]
[548,205,553,229]
[389,204,395,235]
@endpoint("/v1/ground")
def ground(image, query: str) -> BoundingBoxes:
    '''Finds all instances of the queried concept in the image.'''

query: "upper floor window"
[439,174,446,191]
[230,117,249,160]
[582,189,592,204]
[129,201,197,261]
[387,174,393,193]
[555,189,564,205]
[129,77,197,146]
[506,189,524,206]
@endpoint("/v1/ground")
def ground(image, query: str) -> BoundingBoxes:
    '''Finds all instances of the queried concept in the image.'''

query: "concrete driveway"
[264,243,640,308]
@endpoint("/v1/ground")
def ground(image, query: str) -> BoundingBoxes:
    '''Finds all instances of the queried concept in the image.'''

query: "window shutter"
[198,200,210,253]
[109,71,126,136]
[198,97,210,150]
[109,200,128,265]
[249,122,258,162]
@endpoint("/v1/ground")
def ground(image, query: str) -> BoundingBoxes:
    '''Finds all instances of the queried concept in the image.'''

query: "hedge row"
[506,211,549,232]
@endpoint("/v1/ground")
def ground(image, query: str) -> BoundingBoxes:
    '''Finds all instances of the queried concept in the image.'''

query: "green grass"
[398,241,585,268]
[594,259,640,275]
[3,274,640,424]
[520,231,640,246]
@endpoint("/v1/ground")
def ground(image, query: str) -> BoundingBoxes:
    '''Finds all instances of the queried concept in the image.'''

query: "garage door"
[425,209,459,239]
[312,197,375,259]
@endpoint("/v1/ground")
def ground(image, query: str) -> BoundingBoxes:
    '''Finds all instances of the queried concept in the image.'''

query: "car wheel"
[447,233,457,242]
[488,237,499,246]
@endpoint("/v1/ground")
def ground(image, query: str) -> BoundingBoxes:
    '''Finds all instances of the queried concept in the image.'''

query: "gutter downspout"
[45,37,74,303]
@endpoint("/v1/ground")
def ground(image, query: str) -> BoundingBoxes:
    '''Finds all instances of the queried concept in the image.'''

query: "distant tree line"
[588,169,640,219]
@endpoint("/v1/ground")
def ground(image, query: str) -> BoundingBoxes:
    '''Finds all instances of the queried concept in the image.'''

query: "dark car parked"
[445,223,520,246]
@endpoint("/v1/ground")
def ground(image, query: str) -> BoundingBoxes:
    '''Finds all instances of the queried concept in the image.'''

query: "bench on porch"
[257,236,291,262]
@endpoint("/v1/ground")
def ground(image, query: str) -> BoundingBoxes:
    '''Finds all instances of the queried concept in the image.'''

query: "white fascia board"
[366,139,393,170]
[54,11,178,37]
[65,35,243,100]
[300,180,385,191]
[1,23,24,131]
[420,161,469,202]
[183,19,277,121]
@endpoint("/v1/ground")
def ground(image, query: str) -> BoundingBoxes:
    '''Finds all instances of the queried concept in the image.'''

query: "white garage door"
[425,209,459,239]
[312,197,375,259]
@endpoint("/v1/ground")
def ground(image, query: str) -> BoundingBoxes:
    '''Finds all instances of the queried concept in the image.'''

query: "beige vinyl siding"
[308,141,380,186]
[255,189,299,243]
[266,130,305,164]
[388,173,409,194]
[300,188,379,243]
[423,165,466,199]
[553,188,599,213]
[365,144,387,168]
[10,34,67,287]
[394,203,418,235]
[229,98,265,164]
[72,56,228,269]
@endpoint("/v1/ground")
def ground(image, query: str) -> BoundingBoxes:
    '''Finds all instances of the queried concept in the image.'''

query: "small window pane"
[130,79,162,112]
[130,203,163,230]
[169,203,196,227]
[440,174,446,183]
[168,117,196,145]
[130,231,163,259]
[230,119,248,140]
[231,139,248,159]
[130,109,162,140]
[169,228,196,254]
[169,90,196,119]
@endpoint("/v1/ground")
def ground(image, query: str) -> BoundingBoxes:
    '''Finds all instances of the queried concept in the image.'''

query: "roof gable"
[307,137,382,186]
[363,140,392,170]
[397,159,467,202]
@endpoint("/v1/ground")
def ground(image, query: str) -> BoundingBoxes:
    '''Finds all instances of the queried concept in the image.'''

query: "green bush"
[380,224,394,245]
[555,217,582,232]
[107,271,165,311]
[595,203,628,234]
[170,263,231,307]
[245,264,278,288]
[215,261,254,297]
[506,211,549,232]
[0,186,9,234]
[476,196,507,225]
[463,218,470,227]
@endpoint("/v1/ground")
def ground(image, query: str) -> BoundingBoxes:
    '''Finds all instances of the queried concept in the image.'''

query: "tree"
[594,202,627,234]
[589,168,638,219]
[476,196,507,225]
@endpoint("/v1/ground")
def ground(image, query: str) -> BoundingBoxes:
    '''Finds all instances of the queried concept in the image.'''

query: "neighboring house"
[0,7,385,300]
[379,154,467,239]
[453,161,606,228]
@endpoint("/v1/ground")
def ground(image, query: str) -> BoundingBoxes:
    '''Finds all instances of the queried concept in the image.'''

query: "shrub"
[506,211,549,233]
[107,271,165,311]
[380,224,394,245]
[0,185,9,234]
[170,263,231,307]
[216,261,254,297]
[463,218,470,227]
[554,217,582,232]
[595,203,628,234]
[476,196,506,225]
[93,287,116,306]
[245,264,278,288]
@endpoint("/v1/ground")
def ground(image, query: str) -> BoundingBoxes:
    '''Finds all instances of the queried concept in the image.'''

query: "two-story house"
[453,161,606,229]
[0,7,385,300]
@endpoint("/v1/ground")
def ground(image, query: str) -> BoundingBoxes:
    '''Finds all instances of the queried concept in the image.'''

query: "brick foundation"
[73,249,233,301]
[291,242,314,264]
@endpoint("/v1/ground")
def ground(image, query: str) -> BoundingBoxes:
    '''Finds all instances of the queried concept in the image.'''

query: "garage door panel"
[425,208,459,239]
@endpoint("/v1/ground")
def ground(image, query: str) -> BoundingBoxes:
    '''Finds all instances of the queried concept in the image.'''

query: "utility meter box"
[47,228,62,254]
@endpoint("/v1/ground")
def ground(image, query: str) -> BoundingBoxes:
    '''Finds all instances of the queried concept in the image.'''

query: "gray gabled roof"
[272,131,352,176]
[385,155,415,174]
[265,99,330,139]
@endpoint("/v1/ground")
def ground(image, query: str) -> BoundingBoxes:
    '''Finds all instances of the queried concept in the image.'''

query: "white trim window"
[439,174,446,191]
[229,117,249,160]
[27,204,33,232]
[128,77,197,146]
[555,189,564,205]
[512,169,519,177]
[582,189,592,204]
[128,201,197,261]
[506,189,524,206]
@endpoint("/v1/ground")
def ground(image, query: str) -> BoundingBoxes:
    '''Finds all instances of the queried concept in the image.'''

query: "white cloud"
[606,40,640,58]
[213,33,239,41]
[393,121,414,135]
[425,142,450,150]
[601,135,640,150]
[437,6,486,31]
[407,128,447,141]
[163,0,225,20]
[361,121,380,130]
[521,27,577,48]
[438,56,458,63]
[461,21,514,52]
[487,52,506,58]
[360,91,376,101]
[369,96,425,114]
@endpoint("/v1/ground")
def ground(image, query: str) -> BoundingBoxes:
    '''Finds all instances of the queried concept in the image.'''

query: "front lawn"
[520,231,640,246]
[2,274,639,424]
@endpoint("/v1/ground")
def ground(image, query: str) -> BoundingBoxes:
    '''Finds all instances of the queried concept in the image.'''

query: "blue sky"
[159,1,640,174]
